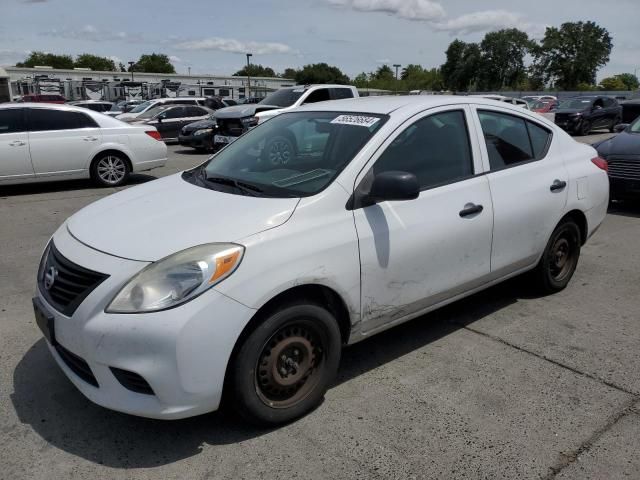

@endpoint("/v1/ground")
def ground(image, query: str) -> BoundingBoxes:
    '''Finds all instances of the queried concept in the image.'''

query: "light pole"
[188,66,191,77]
[393,64,401,95]
[246,53,253,99]
[128,61,135,82]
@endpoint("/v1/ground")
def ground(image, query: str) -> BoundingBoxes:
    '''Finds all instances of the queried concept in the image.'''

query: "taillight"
[591,157,608,172]
[145,130,163,141]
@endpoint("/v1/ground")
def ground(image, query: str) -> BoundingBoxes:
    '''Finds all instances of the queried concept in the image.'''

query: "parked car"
[116,97,207,121]
[67,100,115,113]
[19,94,66,104]
[204,96,237,110]
[523,95,557,103]
[212,84,359,149]
[593,117,640,199]
[33,96,608,425]
[472,95,530,110]
[104,99,144,117]
[531,100,558,114]
[179,99,243,151]
[129,104,213,142]
[620,99,640,124]
[554,96,622,136]
[0,103,167,187]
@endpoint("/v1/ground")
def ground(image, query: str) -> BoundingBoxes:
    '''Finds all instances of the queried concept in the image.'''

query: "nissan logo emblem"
[44,266,58,290]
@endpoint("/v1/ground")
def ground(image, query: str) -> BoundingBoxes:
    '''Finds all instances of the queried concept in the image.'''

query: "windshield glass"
[186,111,388,197]
[558,98,594,109]
[259,89,305,108]
[137,106,168,120]
[129,100,154,113]
[630,117,640,133]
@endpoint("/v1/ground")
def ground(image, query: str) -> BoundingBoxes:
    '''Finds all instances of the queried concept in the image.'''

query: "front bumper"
[35,225,256,419]
[178,134,210,149]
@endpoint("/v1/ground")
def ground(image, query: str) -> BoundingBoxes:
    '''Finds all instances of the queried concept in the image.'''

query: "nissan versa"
[34,96,609,425]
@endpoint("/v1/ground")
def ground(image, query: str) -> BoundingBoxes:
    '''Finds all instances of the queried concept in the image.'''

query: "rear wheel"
[90,152,130,187]
[230,302,341,426]
[533,219,581,294]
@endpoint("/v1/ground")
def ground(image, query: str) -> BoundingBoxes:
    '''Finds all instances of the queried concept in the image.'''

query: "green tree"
[440,40,481,91]
[614,73,639,91]
[74,53,116,71]
[132,53,176,74]
[478,29,532,90]
[233,64,276,77]
[400,64,443,91]
[353,72,370,88]
[16,51,74,69]
[373,64,394,82]
[118,62,127,72]
[532,21,612,90]
[599,76,627,91]
[294,63,350,85]
[281,68,299,79]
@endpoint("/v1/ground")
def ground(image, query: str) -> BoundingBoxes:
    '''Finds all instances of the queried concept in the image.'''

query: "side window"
[29,109,98,131]
[164,107,185,119]
[187,106,206,117]
[0,109,26,134]
[373,110,474,190]
[303,89,331,104]
[603,98,615,108]
[478,110,534,170]
[331,88,354,100]
[527,122,552,160]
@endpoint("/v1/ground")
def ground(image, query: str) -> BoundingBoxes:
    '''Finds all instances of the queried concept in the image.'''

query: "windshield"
[185,111,388,197]
[137,106,168,120]
[630,117,640,133]
[129,100,154,113]
[558,98,593,110]
[259,89,305,108]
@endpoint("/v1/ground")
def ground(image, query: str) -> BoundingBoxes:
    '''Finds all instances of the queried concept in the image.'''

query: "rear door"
[27,108,103,176]
[471,106,567,275]
[0,108,34,180]
[154,106,188,139]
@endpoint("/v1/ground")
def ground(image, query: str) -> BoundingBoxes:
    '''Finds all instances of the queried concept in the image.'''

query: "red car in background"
[19,94,67,104]
[531,99,558,114]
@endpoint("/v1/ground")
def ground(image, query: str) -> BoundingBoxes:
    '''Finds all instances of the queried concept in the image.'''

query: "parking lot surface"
[1,134,639,479]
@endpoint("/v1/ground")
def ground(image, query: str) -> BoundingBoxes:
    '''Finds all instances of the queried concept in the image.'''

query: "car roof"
[0,102,97,112]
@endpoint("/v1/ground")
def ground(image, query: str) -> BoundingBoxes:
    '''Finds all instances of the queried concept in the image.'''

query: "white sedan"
[33,96,608,425]
[0,103,167,187]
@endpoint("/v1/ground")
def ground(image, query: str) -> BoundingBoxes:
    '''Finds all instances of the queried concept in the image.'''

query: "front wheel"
[610,116,621,133]
[578,120,591,136]
[230,302,341,426]
[533,219,581,294]
[90,152,130,187]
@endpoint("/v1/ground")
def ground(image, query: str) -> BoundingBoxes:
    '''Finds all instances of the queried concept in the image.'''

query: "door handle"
[550,180,567,192]
[9,140,26,147]
[459,203,484,218]
[82,136,98,142]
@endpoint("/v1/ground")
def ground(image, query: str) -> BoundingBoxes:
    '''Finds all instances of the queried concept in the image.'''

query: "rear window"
[29,109,99,131]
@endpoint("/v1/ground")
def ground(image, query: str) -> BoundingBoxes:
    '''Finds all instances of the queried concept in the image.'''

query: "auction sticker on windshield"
[331,115,380,128]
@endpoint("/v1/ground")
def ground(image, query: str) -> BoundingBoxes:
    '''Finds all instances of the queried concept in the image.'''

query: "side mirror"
[368,171,420,204]
[614,123,629,133]
[156,116,163,123]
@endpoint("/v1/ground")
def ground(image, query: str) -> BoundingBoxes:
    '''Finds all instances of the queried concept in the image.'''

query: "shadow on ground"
[608,199,640,219]
[0,174,156,198]
[11,275,538,468]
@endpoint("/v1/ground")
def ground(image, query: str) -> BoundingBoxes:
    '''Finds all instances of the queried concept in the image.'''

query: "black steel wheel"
[230,302,341,425]
[533,219,581,293]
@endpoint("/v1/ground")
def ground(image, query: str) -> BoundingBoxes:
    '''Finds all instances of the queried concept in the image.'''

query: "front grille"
[608,156,640,181]
[110,367,154,395]
[55,344,99,387]
[216,118,245,137]
[39,242,109,316]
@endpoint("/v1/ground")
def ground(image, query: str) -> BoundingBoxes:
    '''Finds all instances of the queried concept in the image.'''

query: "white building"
[3,66,295,101]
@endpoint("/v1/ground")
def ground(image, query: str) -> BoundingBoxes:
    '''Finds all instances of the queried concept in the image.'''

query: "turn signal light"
[145,130,163,141]
[591,157,608,172]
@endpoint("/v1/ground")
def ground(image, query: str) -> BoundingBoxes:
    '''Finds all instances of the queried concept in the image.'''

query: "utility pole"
[246,53,253,99]
[128,61,135,82]
[393,64,401,95]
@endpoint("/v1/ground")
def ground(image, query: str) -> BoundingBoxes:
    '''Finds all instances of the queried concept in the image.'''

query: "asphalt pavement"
[1,133,639,480]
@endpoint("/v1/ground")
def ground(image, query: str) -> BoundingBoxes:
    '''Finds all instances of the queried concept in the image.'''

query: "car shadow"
[0,174,156,198]
[172,148,211,156]
[11,275,536,468]
[608,199,640,219]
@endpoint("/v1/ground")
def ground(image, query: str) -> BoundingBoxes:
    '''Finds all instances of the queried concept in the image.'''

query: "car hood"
[595,131,640,156]
[66,174,300,261]
[183,119,216,131]
[214,104,279,119]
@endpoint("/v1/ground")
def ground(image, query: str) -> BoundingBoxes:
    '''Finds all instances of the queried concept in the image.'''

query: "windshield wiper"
[204,174,264,196]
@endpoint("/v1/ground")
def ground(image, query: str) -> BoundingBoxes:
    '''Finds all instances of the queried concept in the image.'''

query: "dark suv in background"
[554,96,622,136]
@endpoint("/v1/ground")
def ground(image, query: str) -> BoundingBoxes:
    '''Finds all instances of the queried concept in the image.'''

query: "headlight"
[241,116,259,128]
[194,128,213,136]
[106,243,244,313]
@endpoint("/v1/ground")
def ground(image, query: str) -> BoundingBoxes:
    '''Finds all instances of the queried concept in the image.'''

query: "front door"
[353,106,494,334]
[0,108,33,180]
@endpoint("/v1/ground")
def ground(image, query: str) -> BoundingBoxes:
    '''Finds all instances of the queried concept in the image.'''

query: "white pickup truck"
[212,84,359,148]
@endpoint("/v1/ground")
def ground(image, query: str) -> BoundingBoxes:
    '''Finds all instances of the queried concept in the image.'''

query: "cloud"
[169,55,182,63]
[375,58,390,64]
[175,37,293,55]
[329,0,445,21]
[433,10,545,37]
[43,24,143,42]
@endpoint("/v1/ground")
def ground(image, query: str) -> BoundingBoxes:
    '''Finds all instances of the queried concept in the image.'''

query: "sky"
[1,0,638,80]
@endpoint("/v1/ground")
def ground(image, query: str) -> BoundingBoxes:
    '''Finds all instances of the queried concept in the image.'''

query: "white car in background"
[474,94,531,109]
[0,103,167,187]
[34,96,608,425]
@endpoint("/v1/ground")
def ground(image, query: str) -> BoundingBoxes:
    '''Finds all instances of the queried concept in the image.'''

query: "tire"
[610,116,621,133]
[261,135,296,166]
[533,219,581,294]
[90,152,130,187]
[578,120,591,136]
[230,302,341,426]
